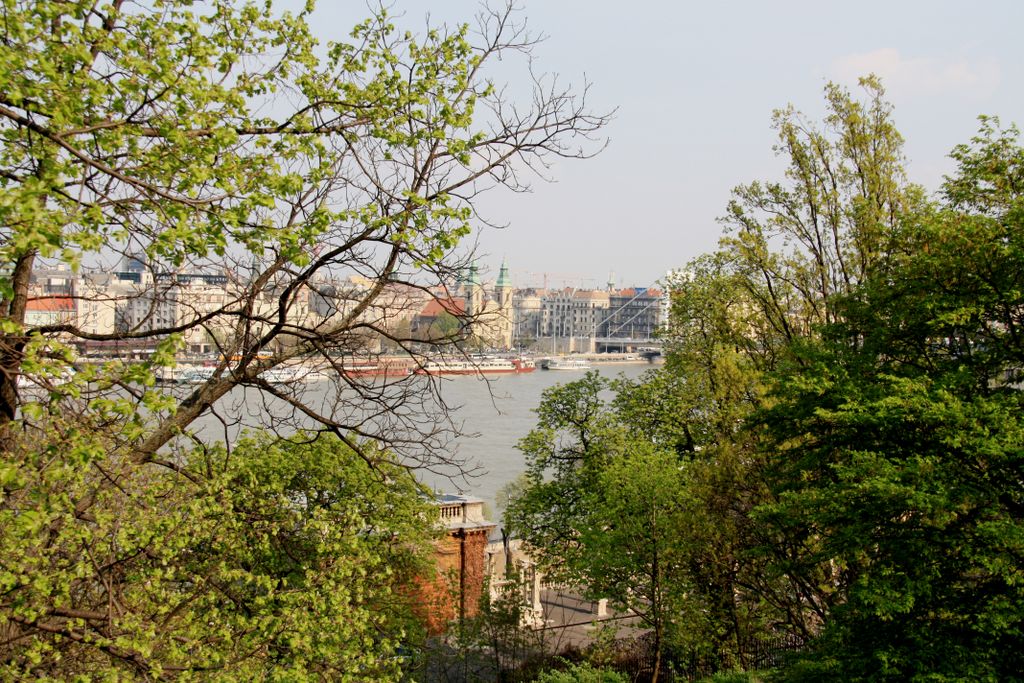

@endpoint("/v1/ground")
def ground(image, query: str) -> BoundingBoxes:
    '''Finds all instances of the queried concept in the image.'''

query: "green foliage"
[715,76,924,349]
[508,372,718,681]
[513,83,1024,683]
[0,430,432,680]
[0,0,607,676]
[0,0,497,277]
[426,310,465,344]
[533,660,629,683]
[0,0,607,461]
[753,120,1024,680]
[506,372,623,582]
[645,79,930,652]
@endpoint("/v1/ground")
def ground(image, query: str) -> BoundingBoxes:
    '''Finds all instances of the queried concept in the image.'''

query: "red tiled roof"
[26,297,74,312]
[419,297,465,318]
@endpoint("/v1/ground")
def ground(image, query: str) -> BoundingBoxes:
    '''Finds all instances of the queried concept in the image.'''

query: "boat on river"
[414,357,535,376]
[17,366,76,388]
[339,361,412,378]
[542,357,592,371]
[259,366,305,384]
[174,366,216,384]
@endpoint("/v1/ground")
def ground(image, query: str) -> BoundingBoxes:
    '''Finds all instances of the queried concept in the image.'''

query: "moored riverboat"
[339,361,412,378]
[259,366,305,384]
[415,357,536,376]
[542,357,592,371]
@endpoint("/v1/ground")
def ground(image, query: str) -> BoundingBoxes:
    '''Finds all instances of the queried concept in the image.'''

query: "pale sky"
[298,1,1024,289]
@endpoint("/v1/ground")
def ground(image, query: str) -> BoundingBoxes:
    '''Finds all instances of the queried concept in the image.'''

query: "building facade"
[415,495,497,635]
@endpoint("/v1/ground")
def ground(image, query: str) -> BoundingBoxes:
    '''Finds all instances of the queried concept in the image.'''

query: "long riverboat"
[542,357,592,371]
[414,357,536,376]
[339,361,412,378]
[165,366,215,384]
[259,366,305,384]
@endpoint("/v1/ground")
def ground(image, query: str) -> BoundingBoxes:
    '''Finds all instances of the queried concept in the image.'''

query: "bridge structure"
[519,279,671,354]
[589,284,667,354]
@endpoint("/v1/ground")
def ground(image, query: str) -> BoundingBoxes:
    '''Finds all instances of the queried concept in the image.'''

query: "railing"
[439,504,464,522]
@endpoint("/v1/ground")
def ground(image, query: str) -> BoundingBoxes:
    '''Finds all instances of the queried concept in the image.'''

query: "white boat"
[415,357,536,376]
[260,366,304,384]
[543,357,592,371]
[17,366,75,388]
[176,366,215,384]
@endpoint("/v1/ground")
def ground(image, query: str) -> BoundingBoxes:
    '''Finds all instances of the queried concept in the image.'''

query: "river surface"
[418,362,654,517]
[187,361,656,524]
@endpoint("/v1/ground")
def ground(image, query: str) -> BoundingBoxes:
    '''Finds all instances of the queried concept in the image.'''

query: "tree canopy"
[511,81,1024,680]
[0,0,608,464]
[0,0,608,677]
[754,117,1024,679]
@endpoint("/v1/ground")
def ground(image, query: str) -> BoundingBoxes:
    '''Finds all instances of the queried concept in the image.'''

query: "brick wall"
[413,526,494,634]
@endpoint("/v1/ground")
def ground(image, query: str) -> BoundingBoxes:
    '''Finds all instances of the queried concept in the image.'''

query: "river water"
[419,362,654,515]
[187,361,656,523]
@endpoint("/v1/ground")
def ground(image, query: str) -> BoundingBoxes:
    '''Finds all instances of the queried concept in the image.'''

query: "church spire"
[496,259,511,289]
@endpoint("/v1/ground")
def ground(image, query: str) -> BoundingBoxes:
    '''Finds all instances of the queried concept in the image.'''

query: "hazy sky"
[299,1,1024,289]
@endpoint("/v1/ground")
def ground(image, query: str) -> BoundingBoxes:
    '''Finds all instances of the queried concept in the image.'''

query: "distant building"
[527,285,668,353]
[75,273,125,337]
[412,261,515,349]
[120,253,147,274]
[511,288,546,347]
[28,266,75,297]
[539,288,610,353]
[61,270,157,355]
[485,538,544,628]
[118,271,234,355]
[467,261,514,349]
[599,287,667,346]
[24,296,75,328]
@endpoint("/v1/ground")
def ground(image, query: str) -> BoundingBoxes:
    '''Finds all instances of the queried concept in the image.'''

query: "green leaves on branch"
[748,119,1024,679]
[0,0,611,677]
[0,431,433,680]
[513,86,1024,679]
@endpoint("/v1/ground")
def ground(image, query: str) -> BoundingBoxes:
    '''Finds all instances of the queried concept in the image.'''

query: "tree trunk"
[652,623,663,683]
[0,249,36,428]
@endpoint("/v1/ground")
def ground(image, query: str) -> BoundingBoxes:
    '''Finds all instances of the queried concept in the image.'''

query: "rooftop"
[435,493,494,532]
[419,297,465,318]
[26,297,74,312]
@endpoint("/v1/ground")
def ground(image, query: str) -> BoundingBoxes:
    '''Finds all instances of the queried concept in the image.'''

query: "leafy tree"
[717,76,923,344]
[511,80,948,679]
[644,78,930,652]
[577,441,693,683]
[508,373,709,682]
[506,372,620,583]
[1,430,433,679]
[656,88,1024,679]
[0,0,607,459]
[753,120,1024,680]
[427,310,466,346]
[0,0,608,676]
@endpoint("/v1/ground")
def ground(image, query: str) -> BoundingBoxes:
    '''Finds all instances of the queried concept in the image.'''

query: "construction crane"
[512,270,597,290]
